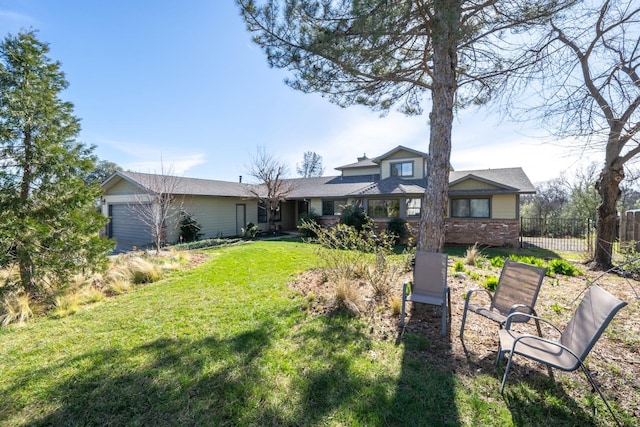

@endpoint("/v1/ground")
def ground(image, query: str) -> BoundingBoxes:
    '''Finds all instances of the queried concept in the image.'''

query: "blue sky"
[0,1,597,184]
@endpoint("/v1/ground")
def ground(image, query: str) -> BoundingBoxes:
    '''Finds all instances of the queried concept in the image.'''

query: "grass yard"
[0,240,637,426]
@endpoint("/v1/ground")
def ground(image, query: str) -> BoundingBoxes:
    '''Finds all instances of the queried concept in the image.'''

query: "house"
[101,145,535,252]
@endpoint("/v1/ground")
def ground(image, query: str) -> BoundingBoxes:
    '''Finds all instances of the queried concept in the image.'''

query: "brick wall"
[319,217,521,248]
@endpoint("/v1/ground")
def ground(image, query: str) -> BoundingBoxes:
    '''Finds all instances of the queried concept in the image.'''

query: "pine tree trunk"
[418,0,460,252]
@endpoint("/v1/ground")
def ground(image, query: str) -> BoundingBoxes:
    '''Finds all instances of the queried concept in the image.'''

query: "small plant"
[363,248,402,301]
[333,277,360,314]
[241,222,259,239]
[464,243,484,266]
[389,295,402,316]
[51,294,80,319]
[547,259,582,277]
[453,259,465,272]
[490,256,505,268]
[483,275,499,292]
[551,302,564,314]
[470,271,481,281]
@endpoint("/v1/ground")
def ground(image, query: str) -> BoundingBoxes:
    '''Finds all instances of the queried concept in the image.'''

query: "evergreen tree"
[0,30,114,295]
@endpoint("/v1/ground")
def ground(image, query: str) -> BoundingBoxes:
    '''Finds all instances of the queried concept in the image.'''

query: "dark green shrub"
[340,203,372,231]
[386,218,408,244]
[179,211,203,242]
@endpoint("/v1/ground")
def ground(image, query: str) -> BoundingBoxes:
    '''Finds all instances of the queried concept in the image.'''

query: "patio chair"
[401,251,451,336]
[459,259,546,339]
[497,284,627,426]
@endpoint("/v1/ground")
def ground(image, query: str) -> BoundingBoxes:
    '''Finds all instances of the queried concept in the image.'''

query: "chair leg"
[459,298,470,339]
[441,302,447,337]
[400,295,406,328]
[581,364,622,427]
[500,352,515,394]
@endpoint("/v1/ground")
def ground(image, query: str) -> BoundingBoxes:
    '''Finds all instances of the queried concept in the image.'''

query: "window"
[367,199,400,218]
[258,200,281,223]
[390,161,414,177]
[406,198,421,217]
[322,199,347,216]
[451,198,490,218]
[258,201,267,223]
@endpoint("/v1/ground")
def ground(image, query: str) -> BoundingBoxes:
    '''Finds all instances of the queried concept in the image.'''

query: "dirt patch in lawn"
[289,258,640,421]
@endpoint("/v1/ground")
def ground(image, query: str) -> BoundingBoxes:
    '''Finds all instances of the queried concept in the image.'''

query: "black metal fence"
[520,217,595,253]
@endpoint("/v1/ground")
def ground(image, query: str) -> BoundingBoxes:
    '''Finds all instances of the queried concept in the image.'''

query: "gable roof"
[449,168,535,194]
[372,145,428,162]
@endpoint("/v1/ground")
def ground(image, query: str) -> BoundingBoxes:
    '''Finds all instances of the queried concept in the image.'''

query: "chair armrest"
[464,287,492,303]
[507,304,536,315]
[504,312,562,335]
[510,333,581,363]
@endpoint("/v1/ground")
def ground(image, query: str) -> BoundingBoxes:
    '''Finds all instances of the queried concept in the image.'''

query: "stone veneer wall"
[319,217,520,248]
[403,219,520,248]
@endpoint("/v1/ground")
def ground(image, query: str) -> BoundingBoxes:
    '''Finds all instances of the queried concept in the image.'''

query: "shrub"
[179,211,203,243]
[241,222,259,239]
[386,218,408,244]
[340,203,372,231]
[298,209,321,237]
[363,248,403,301]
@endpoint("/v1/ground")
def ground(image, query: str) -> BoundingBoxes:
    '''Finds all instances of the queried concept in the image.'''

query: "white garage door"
[109,204,153,252]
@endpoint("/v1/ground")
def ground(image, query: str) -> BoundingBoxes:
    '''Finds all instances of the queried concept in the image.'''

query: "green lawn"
[0,241,629,426]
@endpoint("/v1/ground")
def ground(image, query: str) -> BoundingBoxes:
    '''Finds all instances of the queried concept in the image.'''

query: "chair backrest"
[412,251,448,296]
[560,285,627,362]
[491,259,546,319]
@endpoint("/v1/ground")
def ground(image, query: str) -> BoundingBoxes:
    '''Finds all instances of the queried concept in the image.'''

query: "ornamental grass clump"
[0,292,32,325]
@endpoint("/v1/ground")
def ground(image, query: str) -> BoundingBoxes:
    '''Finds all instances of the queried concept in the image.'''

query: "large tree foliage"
[238,0,575,252]
[0,30,113,295]
[504,0,640,269]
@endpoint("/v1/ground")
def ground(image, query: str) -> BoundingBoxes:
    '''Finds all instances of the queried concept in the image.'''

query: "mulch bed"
[289,259,640,421]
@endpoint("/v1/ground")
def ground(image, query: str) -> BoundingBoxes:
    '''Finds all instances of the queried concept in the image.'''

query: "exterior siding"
[492,194,516,219]
[181,196,258,240]
[342,166,379,177]
[450,180,500,191]
[380,156,424,179]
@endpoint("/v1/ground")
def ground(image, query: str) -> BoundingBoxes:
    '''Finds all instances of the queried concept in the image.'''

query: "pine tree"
[0,30,114,295]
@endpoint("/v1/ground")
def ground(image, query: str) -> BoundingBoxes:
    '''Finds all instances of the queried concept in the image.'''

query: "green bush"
[386,218,408,244]
[340,203,372,231]
[241,222,259,239]
[179,211,203,243]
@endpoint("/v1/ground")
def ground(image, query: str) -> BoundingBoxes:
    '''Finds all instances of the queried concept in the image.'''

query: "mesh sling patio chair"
[459,259,546,339]
[497,284,627,426]
[401,251,451,336]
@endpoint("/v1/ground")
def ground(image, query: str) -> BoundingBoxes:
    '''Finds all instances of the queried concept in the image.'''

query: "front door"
[236,204,246,236]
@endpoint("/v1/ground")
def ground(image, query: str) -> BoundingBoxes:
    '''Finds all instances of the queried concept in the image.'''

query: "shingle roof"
[103,167,535,199]
[449,168,536,194]
[106,171,255,197]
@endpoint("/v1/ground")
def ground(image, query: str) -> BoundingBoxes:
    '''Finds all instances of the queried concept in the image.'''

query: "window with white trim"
[390,161,414,177]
